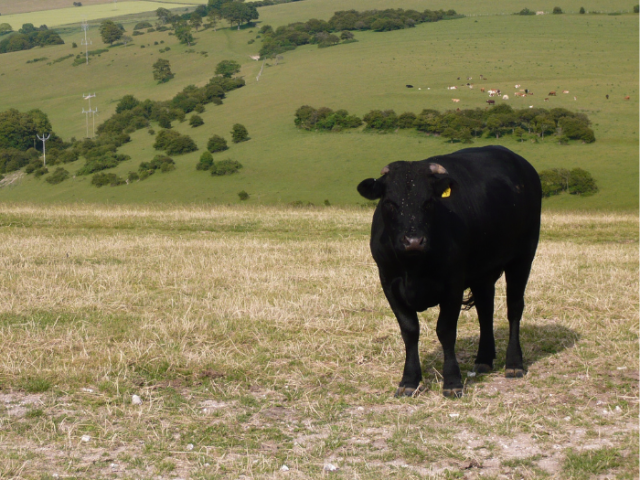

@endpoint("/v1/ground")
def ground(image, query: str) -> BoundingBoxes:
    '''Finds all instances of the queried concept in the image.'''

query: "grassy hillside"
[0,1,637,210]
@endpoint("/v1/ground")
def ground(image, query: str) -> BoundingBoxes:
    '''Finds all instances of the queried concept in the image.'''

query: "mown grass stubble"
[0,205,636,478]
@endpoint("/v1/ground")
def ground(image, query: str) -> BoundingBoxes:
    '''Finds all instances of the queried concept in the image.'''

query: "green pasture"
[0,1,637,210]
[258,0,636,27]
[0,1,191,30]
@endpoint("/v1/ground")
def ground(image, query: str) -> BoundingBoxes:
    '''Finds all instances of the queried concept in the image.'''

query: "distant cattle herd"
[405,77,630,107]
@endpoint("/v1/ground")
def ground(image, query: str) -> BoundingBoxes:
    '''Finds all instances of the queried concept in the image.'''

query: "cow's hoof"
[505,368,524,378]
[473,363,493,374]
[395,385,425,398]
[442,387,464,398]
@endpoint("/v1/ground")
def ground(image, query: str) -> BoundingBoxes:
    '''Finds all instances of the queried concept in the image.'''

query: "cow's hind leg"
[504,256,534,378]
[436,294,465,397]
[469,281,496,374]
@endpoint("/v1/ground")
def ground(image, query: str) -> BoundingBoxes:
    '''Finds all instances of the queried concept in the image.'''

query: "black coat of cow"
[357,146,541,397]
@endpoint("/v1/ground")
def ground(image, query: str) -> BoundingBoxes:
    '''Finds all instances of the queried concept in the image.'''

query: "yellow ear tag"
[441,187,451,198]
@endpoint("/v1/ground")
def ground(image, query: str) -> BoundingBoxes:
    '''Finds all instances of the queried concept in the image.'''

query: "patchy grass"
[0,205,636,478]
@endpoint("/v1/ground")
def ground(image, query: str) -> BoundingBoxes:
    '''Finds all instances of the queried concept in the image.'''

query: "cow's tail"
[461,290,475,311]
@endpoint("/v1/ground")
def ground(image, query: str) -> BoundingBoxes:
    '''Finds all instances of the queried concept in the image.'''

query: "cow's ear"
[433,176,456,199]
[357,178,385,200]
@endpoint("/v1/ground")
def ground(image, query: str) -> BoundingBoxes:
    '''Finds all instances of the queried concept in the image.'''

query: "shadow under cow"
[420,323,580,387]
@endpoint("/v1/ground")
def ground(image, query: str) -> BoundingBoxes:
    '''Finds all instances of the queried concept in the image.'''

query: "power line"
[81,19,92,65]
[82,93,97,138]
[36,133,51,166]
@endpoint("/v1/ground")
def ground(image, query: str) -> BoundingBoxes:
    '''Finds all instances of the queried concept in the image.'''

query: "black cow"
[357,146,541,398]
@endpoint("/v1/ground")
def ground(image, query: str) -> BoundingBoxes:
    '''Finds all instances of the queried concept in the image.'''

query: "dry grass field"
[0,205,637,479]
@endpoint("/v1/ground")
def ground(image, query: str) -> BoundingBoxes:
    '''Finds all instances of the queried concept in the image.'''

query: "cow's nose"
[402,236,426,251]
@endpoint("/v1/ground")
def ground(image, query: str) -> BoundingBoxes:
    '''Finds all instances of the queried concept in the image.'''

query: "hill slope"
[0,1,637,210]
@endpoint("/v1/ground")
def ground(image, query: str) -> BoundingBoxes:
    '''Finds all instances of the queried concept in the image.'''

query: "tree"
[189,115,204,127]
[116,95,140,113]
[238,190,249,200]
[196,151,214,170]
[19,23,37,34]
[231,123,249,143]
[175,23,194,45]
[99,20,123,45]
[552,6,563,13]
[0,23,12,36]
[340,30,354,41]
[579,6,586,13]
[215,59,241,78]
[221,2,258,30]
[152,58,174,83]
[156,8,175,25]
[207,9,221,30]
[207,134,228,152]
[190,12,203,31]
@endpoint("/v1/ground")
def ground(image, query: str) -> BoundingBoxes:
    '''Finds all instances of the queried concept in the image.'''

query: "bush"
[116,94,140,113]
[196,151,214,170]
[363,109,398,130]
[138,155,175,178]
[579,7,586,13]
[635,5,639,13]
[189,115,204,127]
[127,171,139,182]
[553,6,563,13]
[231,123,249,143]
[207,135,228,153]
[238,190,249,200]
[212,159,243,175]
[134,21,152,30]
[153,129,198,154]
[517,8,535,15]
[158,115,172,129]
[91,172,125,187]
[397,112,417,129]
[45,167,70,185]
[33,167,49,178]
[539,168,597,197]
[568,168,598,195]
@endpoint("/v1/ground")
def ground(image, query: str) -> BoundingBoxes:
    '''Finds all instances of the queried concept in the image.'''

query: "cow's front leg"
[436,294,464,398]
[383,279,422,397]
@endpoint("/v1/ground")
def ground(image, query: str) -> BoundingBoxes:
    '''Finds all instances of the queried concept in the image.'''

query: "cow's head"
[357,161,455,254]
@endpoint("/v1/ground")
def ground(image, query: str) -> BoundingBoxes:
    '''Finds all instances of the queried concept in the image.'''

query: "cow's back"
[427,146,541,274]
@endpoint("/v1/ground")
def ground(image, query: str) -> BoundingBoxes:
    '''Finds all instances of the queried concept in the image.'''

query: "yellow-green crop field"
[0,1,191,29]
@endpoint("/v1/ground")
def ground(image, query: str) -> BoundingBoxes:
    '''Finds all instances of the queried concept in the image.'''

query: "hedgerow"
[259,8,461,58]
[294,104,595,143]
[294,106,362,131]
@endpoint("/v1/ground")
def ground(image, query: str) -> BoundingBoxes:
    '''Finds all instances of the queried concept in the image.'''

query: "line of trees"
[294,104,596,143]
[0,24,63,54]
[258,8,461,58]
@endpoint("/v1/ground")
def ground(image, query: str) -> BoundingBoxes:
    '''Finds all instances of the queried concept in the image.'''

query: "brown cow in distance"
[548,91,557,96]
[486,99,495,105]
[625,96,630,100]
